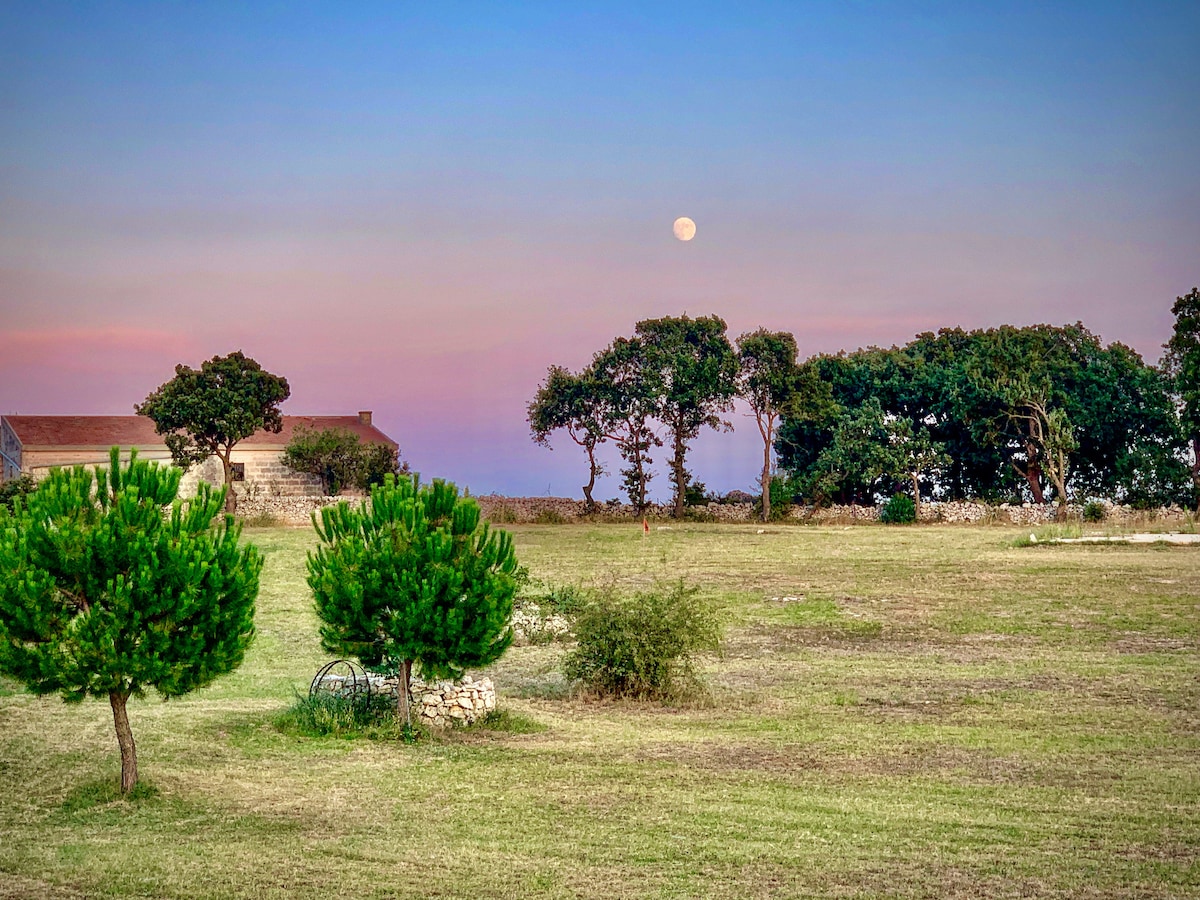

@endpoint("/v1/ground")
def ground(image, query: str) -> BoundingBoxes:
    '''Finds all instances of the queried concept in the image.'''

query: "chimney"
[358,410,373,426]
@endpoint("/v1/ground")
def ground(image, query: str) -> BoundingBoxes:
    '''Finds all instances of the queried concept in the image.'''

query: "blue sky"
[2,2,1197,498]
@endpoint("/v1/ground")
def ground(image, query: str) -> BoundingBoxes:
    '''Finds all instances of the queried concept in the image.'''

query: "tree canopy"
[0,449,260,792]
[137,351,291,512]
[777,324,1187,507]
[527,365,608,510]
[637,315,738,518]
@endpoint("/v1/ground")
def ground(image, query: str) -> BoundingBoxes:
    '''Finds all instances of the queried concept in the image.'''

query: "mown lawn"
[1,523,1197,899]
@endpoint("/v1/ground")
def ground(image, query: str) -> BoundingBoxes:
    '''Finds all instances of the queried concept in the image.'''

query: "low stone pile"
[378,673,496,727]
[511,601,572,643]
[316,671,496,727]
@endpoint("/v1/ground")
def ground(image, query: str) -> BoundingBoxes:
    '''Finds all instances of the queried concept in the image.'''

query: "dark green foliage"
[358,442,406,489]
[1082,501,1107,522]
[880,493,916,524]
[778,324,1188,506]
[307,474,519,722]
[282,426,361,494]
[754,474,799,521]
[683,480,713,507]
[1162,287,1200,505]
[281,426,403,495]
[0,474,36,511]
[563,581,720,700]
[0,448,261,791]
[798,398,899,505]
[136,351,290,513]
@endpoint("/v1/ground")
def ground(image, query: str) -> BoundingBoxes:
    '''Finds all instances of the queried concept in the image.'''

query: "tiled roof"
[3,415,398,449]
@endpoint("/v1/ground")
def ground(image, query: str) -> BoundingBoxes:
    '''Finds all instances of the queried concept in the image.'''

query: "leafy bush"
[753,475,798,521]
[282,426,404,494]
[684,480,716,507]
[880,493,916,524]
[1082,500,1107,522]
[563,581,720,700]
[0,474,36,512]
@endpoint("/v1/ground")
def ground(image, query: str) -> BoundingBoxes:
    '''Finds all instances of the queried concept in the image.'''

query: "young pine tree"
[307,474,518,726]
[0,449,260,793]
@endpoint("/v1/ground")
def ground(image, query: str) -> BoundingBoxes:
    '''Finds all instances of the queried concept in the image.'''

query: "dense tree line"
[530,291,1200,518]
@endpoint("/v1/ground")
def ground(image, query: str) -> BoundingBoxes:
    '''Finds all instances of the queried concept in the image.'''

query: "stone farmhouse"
[0,411,398,499]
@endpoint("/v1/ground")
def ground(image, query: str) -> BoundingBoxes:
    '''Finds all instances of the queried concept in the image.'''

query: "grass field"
[1,522,1197,899]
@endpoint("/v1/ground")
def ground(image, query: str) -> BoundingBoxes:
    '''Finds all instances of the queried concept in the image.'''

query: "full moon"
[673,216,696,241]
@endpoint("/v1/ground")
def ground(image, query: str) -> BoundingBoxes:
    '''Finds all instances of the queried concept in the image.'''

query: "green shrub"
[0,474,36,512]
[563,581,720,700]
[275,691,417,741]
[880,493,916,524]
[1082,501,1107,523]
[534,508,568,524]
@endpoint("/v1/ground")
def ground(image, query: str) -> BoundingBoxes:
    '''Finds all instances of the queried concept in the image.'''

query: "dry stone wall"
[235,491,1192,528]
[317,671,496,727]
[471,496,1192,527]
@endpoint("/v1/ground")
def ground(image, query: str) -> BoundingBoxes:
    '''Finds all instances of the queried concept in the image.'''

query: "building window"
[231,463,246,482]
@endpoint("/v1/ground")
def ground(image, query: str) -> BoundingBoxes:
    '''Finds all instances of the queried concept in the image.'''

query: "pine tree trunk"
[396,659,413,728]
[109,691,137,794]
[911,473,921,520]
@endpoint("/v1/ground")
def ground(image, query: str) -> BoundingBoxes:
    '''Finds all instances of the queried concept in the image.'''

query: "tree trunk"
[219,451,237,514]
[109,691,137,794]
[671,428,687,519]
[583,443,598,512]
[911,472,921,520]
[396,659,413,728]
[760,437,772,524]
[1192,437,1200,512]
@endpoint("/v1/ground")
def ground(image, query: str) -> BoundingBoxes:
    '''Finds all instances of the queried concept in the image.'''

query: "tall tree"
[737,329,800,522]
[637,315,738,518]
[527,365,608,510]
[137,351,290,513]
[308,474,518,726]
[1163,287,1200,506]
[592,337,662,512]
[886,417,949,520]
[0,448,260,793]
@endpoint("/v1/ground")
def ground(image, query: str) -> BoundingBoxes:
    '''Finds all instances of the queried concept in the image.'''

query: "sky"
[2,2,1198,500]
